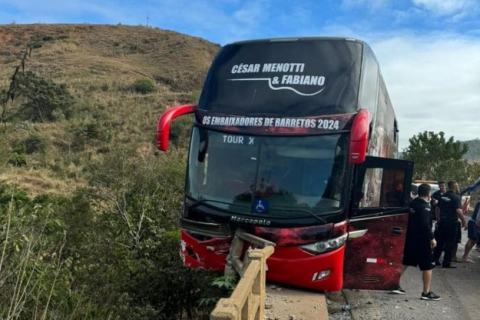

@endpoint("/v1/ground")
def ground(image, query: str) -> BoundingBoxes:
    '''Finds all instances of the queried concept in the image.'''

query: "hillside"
[0,24,219,92]
[0,24,225,319]
[0,24,220,195]
[463,139,480,163]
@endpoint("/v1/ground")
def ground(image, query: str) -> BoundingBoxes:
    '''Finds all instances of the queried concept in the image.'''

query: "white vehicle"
[411,181,470,213]
[411,181,439,197]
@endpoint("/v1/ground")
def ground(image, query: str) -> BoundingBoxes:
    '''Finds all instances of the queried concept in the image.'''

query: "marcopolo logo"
[228,62,326,96]
[230,215,272,226]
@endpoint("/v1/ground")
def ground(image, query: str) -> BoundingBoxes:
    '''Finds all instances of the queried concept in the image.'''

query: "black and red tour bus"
[157,37,413,291]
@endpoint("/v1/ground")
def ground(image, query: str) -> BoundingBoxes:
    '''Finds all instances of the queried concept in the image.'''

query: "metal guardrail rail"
[210,230,275,320]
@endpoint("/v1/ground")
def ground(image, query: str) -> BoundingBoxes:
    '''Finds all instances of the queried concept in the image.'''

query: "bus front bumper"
[180,230,345,291]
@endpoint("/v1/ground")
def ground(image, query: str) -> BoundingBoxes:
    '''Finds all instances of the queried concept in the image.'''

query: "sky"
[2,0,480,149]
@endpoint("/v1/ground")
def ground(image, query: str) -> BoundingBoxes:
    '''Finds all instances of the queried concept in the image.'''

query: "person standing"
[397,183,441,300]
[462,198,480,262]
[431,181,446,241]
[433,180,468,268]
[430,181,446,220]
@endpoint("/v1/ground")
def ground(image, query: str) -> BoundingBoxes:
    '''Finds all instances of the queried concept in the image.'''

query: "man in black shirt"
[430,181,446,221]
[433,180,468,268]
[431,181,446,241]
[400,183,441,300]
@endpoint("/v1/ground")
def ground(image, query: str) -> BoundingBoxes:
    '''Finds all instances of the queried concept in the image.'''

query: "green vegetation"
[15,71,75,122]
[0,163,232,319]
[0,24,225,319]
[132,78,156,94]
[402,131,469,182]
[402,131,480,202]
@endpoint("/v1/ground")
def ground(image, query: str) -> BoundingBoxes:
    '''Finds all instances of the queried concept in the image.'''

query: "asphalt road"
[330,229,480,320]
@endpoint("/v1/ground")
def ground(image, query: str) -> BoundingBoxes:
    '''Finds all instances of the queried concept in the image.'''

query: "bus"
[157,37,414,291]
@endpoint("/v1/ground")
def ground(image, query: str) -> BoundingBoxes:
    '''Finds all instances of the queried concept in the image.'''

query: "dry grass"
[0,24,215,195]
[0,167,85,197]
[0,24,219,92]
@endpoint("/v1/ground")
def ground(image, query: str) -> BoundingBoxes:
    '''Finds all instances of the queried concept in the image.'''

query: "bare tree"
[0,47,32,128]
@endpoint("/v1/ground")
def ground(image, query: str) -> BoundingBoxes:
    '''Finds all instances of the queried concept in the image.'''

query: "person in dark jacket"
[431,181,446,242]
[394,184,441,300]
[433,180,468,268]
[430,181,446,221]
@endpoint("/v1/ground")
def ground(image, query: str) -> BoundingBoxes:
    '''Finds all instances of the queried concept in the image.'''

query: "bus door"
[343,156,413,290]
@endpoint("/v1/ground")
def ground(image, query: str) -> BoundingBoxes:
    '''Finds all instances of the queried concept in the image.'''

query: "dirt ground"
[327,228,480,320]
[263,229,479,320]
[264,284,329,320]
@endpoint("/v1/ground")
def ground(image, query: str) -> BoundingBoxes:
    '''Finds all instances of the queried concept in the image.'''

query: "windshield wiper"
[188,197,247,211]
[190,198,225,209]
[189,198,327,224]
[268,205,327,224]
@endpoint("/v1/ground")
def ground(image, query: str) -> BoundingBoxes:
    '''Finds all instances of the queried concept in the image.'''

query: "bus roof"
[227,37,366,46]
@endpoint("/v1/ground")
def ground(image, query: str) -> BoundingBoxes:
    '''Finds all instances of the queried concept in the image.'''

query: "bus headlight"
[300,234,347,254]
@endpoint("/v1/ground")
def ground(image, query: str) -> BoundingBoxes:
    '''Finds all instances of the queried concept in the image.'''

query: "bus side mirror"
[156,104,196,151]
[349,109,371,164]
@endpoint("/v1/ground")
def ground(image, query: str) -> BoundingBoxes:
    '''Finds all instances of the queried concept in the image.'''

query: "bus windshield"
[187,127,349,218]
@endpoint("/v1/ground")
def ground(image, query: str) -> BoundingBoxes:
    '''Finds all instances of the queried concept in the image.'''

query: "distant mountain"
[463,139,480,163]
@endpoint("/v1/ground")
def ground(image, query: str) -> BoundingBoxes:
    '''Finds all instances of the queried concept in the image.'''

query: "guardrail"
[210,231,275,320]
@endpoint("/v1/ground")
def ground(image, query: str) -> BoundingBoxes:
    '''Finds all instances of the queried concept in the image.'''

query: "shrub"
[132,79,155,94]
[23,131,47,154]
[69,117,110,151]
[29,42,43,49]
[128,43,138,53]
[8,145,26,167]
[16,71,75,122]
[0,182,29,205]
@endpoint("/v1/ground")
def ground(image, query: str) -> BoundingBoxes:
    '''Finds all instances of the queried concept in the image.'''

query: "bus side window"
[360,168,406,208]
[359,50,379,113]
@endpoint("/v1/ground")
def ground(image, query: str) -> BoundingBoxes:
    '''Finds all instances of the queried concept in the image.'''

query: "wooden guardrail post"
[248,248,271,320]
[211,230,274,320]
[210,298,239,320]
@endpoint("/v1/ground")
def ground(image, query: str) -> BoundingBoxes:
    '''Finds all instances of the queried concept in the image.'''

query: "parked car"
[411,181,439,197]
[411,181,470,213]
